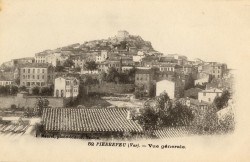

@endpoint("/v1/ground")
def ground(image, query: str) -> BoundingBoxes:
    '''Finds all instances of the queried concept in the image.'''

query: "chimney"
[126,110,132,120]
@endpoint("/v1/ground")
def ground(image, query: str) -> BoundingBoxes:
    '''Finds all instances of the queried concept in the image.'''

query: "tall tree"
[98,71,107,83]
[35,97,49,116]
[19,86,27,92]
[106,67,119,83]
[32,86,40,95]
[84,61,98,72]
[63,59,74,68]
[214,90,231,110]
[137,92,194,130]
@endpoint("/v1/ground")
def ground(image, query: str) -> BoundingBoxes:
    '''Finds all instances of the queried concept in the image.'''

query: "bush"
[10,104,17,109]
[32,86,40,95]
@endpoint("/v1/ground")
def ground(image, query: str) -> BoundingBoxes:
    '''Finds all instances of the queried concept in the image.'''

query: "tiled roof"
[152,127,191,138]
[42,108,143,133]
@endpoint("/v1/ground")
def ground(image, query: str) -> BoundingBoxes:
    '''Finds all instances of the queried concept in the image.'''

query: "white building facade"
[0,80,13,86]
[54,77,79,98]
[198,88,223,103]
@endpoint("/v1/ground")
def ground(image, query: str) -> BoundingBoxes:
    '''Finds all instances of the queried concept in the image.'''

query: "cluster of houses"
[0,31,232,100]
[0,31,234,138]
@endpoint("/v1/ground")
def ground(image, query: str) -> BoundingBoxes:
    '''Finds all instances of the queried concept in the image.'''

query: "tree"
[15,77,20,85]
[137,92,172,130]
[41,86,53,96]
[74,67,81,72]
[19,86,27,92]
[214,90,231,110]
[32,86,40,95]
[84,61,97,72]
[35,97,49,116]
[137,106,159,130]
[98,71,107,83]
[137,92,194,130]
[128,66,136,83]
[63,59,74,68]
[84,75,95,85]
[10,86,18,95]
[119,72,129,84]
[0,86,8,95]
[202,105,219,133]
[134,84,144,99]
[55,65,65,72]
[106,67,119,83]
[166,102,194,126]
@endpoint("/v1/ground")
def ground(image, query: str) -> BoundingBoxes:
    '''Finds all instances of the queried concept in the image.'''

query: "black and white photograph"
[0,0,249,161]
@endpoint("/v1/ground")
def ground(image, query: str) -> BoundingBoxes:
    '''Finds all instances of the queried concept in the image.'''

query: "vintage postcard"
[0,0,249,161]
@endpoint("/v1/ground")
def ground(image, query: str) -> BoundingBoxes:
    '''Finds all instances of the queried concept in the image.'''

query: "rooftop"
[20,63,52,68]
[42,108,143,133]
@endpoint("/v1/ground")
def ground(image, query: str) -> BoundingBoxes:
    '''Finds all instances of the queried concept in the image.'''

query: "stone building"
[198,62,227,79]
[20,64,54,88]
[134,69,154,97]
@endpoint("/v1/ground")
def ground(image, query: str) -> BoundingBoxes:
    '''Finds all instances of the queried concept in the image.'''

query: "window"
[28,69,30,73]
[33,75,35,79]
[38,69,40,73]
[42,75,44,79]
[23,69,25,73]
[203,92,206,96]
[208,98,211,102]
[23,75,25,79]
[42,69,45,73]
[28,75,30,79]
[33,69,35,73]
[37,75,39,79]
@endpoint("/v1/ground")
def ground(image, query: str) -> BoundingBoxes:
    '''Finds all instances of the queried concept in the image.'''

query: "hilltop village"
[0,31,234,139]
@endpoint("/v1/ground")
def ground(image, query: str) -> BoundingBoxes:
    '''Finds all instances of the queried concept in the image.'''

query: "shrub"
[10,104,17,109]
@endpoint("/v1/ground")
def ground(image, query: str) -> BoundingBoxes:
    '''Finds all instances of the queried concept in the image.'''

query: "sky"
[0,0,250,69]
